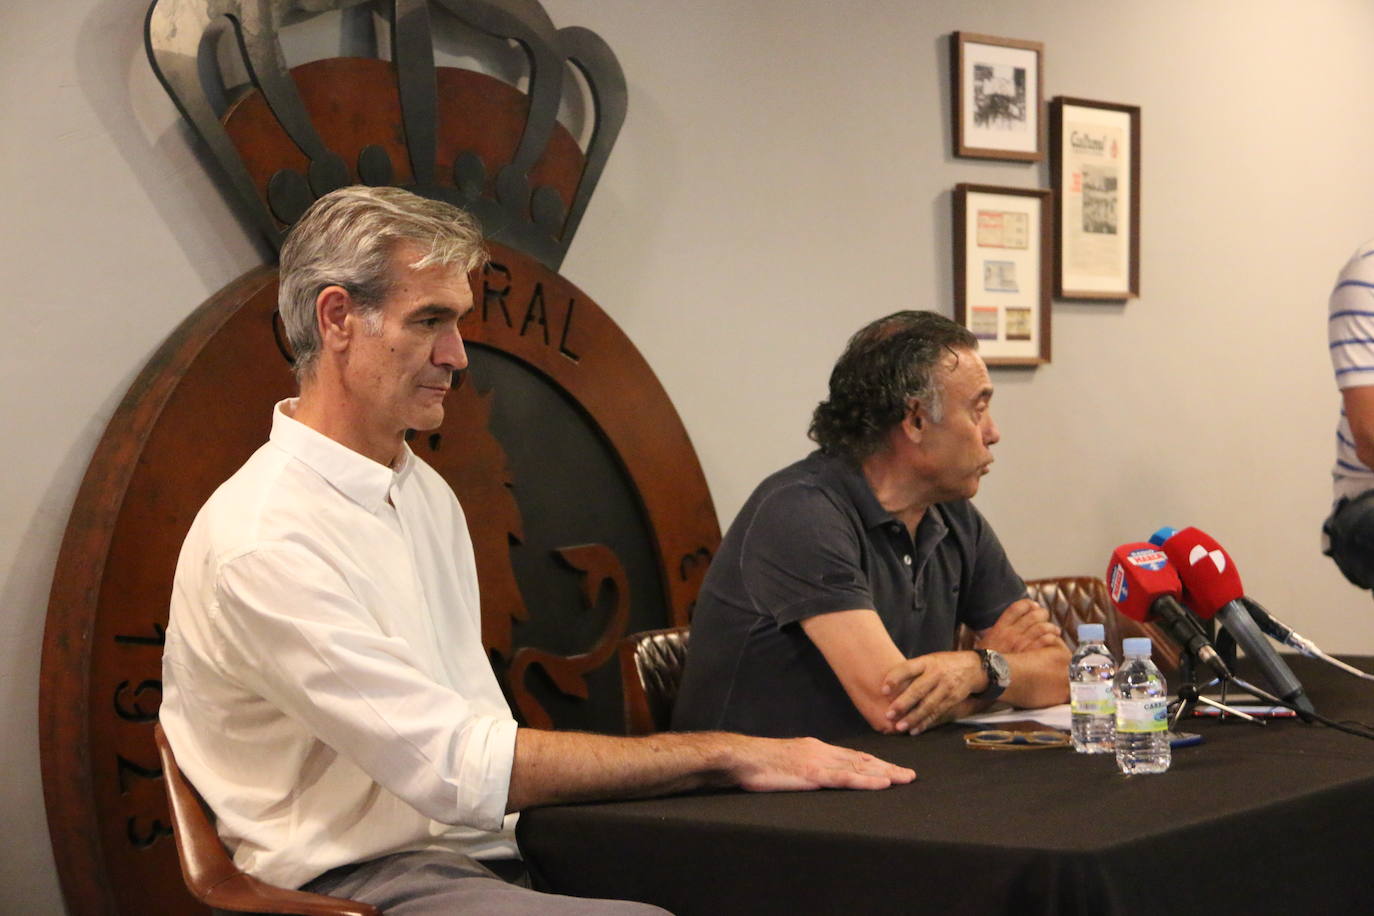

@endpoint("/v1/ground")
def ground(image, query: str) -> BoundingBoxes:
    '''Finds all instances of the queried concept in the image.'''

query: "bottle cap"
[1077,623,1105,643]
[1122,637,1152,658]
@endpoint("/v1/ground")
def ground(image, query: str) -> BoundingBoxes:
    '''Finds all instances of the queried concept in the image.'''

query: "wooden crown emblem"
[145,0,626,270]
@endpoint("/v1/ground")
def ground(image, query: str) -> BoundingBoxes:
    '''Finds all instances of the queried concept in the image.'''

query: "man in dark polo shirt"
[673,310,1069,740]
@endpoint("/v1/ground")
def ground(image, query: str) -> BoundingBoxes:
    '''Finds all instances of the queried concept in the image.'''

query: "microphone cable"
[1211,676,1374,742]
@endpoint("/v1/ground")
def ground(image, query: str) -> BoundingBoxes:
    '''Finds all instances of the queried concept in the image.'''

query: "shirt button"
[903,554,913,566]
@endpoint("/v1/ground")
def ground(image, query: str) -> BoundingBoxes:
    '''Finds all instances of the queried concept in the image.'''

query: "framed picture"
[953,183,1053,366]
[1051,97,1141,299]
[950,32,1045,162]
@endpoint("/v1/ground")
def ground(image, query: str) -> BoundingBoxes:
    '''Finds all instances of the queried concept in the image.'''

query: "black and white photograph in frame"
[951,32,1045,162]
[1051,97,1141,300]
[953,183,1052,366]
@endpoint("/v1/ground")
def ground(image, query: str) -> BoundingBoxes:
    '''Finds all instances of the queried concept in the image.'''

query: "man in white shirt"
[160,185,914,914]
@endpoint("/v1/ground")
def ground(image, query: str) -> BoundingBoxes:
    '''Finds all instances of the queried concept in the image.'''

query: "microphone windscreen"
[1160,527,1244,618]
[1148,526,1179,546]
[1106,543,1183,622]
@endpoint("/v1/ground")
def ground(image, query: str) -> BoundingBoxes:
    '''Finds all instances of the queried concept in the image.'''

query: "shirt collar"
[268,399,415,512]
[814,450,951,547]
[913,504,950,557]
[815,451,902,530]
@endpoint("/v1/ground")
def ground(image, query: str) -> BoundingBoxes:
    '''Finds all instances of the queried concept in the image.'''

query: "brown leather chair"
[955,575,1181,673]
[152,723,380,916]
[618,627,690,735]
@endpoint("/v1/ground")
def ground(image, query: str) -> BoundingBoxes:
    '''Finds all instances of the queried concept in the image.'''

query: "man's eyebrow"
[409,303,463,319]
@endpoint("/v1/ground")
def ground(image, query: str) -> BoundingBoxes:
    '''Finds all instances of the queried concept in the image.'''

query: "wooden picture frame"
[1051,97,1141,300]
[953,183,1053,366]
[951,32,1045,162]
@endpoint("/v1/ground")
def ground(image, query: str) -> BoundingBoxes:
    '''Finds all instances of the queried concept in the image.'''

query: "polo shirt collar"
[817,450,951,551]
[818,452,893,531]
[913,504,950,557]
[269,399,414,512]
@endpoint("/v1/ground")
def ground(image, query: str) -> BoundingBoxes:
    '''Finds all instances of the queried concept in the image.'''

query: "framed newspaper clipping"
[951,32,1045,162]
[953,183,1053,366]
[1051,97,1141,300]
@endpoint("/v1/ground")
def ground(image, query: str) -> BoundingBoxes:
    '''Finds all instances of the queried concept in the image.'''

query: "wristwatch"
[971,648,1011,701]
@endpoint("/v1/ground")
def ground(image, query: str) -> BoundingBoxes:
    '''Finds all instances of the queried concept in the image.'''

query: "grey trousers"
[301,849,671,915]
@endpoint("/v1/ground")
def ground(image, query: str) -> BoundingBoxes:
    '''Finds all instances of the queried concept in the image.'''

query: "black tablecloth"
[518,656,1374,915]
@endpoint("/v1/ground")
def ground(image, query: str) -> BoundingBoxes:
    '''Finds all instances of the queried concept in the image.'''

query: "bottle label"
[1115,698,1168,733]
[1070,682,1115,715]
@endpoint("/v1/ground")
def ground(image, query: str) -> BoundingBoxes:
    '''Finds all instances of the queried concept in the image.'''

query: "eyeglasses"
[963,729,1070,751]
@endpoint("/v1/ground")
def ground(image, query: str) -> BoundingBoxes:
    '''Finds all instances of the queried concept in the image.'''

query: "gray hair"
[277,186,487,381]
[809,310,978,463]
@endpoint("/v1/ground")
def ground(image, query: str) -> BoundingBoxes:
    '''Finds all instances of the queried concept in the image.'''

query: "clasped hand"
[976,598,1063,655]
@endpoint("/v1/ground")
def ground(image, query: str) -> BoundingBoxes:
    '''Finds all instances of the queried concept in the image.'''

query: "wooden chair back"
[152,724,380,916]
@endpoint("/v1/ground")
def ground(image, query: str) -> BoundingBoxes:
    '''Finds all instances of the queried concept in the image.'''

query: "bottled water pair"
[1070,626,1170,774]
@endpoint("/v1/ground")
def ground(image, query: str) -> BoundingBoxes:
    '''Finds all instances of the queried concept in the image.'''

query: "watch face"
[986,650,1011,686]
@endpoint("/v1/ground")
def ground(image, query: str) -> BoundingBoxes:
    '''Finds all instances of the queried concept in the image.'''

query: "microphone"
[1148,527,1179,547]
[1243,598,1304,647]
[1106,544,1232,680]
[1244,597,1374,683]
[1159,527,1316,719]
[1149,524,1229,657]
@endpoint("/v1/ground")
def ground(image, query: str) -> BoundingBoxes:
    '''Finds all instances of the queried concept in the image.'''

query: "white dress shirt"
[161,400,520,891]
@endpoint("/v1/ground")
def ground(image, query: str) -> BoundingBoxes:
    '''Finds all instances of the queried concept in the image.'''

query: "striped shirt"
[1330,240,1374,503]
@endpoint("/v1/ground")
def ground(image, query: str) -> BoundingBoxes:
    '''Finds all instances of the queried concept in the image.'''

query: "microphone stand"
[1169,682,1266,731]
[1168,646,1266,730]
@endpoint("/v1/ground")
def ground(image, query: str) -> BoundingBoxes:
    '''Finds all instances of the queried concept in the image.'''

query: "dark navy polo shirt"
[672,451,1025,740]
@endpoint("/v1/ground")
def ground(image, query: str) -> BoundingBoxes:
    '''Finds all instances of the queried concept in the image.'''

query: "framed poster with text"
[951,32,1045,162]
[953,183,1052,366]
[1051,97,1141,300]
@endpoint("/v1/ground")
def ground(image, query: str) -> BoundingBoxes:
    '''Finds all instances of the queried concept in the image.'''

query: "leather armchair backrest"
[619,627,691,735]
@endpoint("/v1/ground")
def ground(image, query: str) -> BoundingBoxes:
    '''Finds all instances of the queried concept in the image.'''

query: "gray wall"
[5,1,1373,911]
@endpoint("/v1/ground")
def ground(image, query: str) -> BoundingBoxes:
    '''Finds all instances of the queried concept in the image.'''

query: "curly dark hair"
[808,311,978,462]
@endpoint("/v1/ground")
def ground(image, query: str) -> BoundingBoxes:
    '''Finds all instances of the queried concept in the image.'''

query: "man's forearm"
[919,643,1070,728]
[1001,642,1071,709]
[882,602,1072,732]
[506,727,917,812]
[971,598,1070,709]
[1342,386,1374,469]
[507,728,727,811]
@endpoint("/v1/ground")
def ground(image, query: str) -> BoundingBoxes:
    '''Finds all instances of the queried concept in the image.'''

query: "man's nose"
[435,327,468,372]
[984,413,1000,446]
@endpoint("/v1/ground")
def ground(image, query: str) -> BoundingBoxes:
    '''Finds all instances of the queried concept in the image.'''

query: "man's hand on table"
[722,734,917,791]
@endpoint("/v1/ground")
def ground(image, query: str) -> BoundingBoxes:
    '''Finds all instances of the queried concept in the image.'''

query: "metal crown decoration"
[145,0,626,270]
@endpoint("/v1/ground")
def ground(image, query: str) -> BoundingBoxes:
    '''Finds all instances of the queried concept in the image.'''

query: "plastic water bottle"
[1113,637,1171,774]
[1069,623,1116,754]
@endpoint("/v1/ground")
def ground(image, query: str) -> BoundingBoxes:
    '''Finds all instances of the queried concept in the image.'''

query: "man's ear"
[316,285,354,353]
[901,401,924,444]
